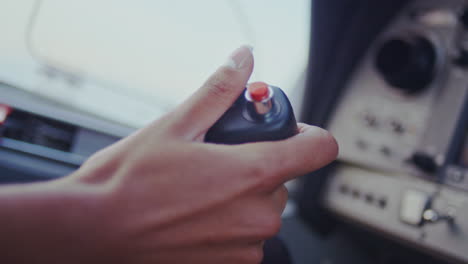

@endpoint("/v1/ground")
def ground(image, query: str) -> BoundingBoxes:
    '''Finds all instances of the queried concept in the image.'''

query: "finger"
[169,45,254,139]
[230,124,339,186]
[271,185,289,214]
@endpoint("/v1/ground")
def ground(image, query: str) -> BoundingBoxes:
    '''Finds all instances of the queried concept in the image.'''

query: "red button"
[247,82,270,102]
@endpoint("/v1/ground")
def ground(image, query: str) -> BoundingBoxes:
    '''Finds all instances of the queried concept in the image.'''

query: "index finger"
[167,46,254,140]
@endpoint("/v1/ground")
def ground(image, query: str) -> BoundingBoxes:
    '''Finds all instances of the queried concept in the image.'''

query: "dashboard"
[0,83,130,183]
[319,0,468,263]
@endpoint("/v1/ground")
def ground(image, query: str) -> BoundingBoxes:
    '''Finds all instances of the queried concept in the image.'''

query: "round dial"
[375,35,437,94]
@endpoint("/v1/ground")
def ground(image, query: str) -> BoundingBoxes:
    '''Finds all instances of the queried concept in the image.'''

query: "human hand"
[5,46,338,264]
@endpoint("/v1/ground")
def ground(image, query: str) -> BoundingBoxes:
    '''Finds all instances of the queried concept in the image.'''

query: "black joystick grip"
[205,82,295,264]
[205,82,298,144]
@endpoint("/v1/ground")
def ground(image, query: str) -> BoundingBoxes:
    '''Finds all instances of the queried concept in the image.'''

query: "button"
[378,197,387,209]
[362,112,378,127]
[380,146,392,156]
[400,190,429,225]
[351,189,360,199]
[247,82,270,102]
[339,184,349,194]
[355,139,368,150]
[365,193,374,203]
[389,120,405,134]
[245,82,274,115]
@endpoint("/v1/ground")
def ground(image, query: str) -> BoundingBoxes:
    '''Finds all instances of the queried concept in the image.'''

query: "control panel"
[324,0,468,263]
[0,83,131,182]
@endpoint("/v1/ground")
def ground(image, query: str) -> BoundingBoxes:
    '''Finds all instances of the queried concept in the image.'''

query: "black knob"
[375,36,436,94]
[460,7,468,29]
[410,152,438,174]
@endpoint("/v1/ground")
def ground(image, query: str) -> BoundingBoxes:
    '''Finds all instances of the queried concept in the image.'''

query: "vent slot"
[0,109,77,152]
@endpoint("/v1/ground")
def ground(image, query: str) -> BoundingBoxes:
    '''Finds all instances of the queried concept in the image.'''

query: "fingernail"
[224,45,253,70]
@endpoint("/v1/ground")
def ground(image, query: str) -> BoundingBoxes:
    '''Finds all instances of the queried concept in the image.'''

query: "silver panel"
[323,0,468,262]
[327,0,468,175]
[324,165,468,263]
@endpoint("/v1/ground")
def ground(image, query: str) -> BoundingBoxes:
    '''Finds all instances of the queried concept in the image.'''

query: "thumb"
[170,46,254,139]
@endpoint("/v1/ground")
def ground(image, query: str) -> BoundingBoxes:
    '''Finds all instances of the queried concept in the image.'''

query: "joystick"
[205,82,296,264]
[205,82,298,144]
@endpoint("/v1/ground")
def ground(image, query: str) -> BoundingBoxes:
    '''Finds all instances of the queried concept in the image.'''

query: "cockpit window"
[6,0,310,127]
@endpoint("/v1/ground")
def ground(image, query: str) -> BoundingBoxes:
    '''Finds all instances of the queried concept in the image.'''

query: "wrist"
[0,178,109,263]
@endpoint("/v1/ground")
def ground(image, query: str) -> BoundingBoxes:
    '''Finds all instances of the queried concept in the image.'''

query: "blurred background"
[0,0,309,127]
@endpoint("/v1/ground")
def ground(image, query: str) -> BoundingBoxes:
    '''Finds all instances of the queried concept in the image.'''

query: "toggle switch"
[422,208,455,224]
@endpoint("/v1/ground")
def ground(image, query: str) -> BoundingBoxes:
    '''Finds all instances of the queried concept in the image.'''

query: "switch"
[422,208,455,224]
[362,111,378,127]
[364,193,374,203]
[355,139,368,150]
[400,190,429,226]
[378,197,387,209]
[339,184,349,194]
[409,152,439,174]
[380,146,392,157]
[390,120,405,134]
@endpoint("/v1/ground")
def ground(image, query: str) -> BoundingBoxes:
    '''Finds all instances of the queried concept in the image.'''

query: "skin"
[0,46,338,264]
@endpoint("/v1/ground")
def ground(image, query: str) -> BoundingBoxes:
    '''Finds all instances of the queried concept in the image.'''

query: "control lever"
[205,82,297,264]
[205,82,298,144]
[421,194,457,226]
[400,190,456,226]
[409,152,440,174]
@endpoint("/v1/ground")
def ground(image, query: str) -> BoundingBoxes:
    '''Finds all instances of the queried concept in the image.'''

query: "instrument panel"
[323,0,468,263]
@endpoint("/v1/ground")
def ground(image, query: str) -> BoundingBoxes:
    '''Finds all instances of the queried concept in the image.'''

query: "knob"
[409,152,439,174]
[375,36,437,94]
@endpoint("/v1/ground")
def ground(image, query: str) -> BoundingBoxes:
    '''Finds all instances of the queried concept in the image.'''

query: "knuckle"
[246,153,285,191]
[279,187,289,214]
[246,161,273,191]
[243,246,264,264]
[218,65,238,77]
[315,128,339,156]
[259,216,282,238]
[207,75,236,100]
[279,185,289,206]
[325,131,340,157]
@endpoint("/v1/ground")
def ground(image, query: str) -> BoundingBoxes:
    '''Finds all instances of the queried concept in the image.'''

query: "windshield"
[0,0,310,127]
